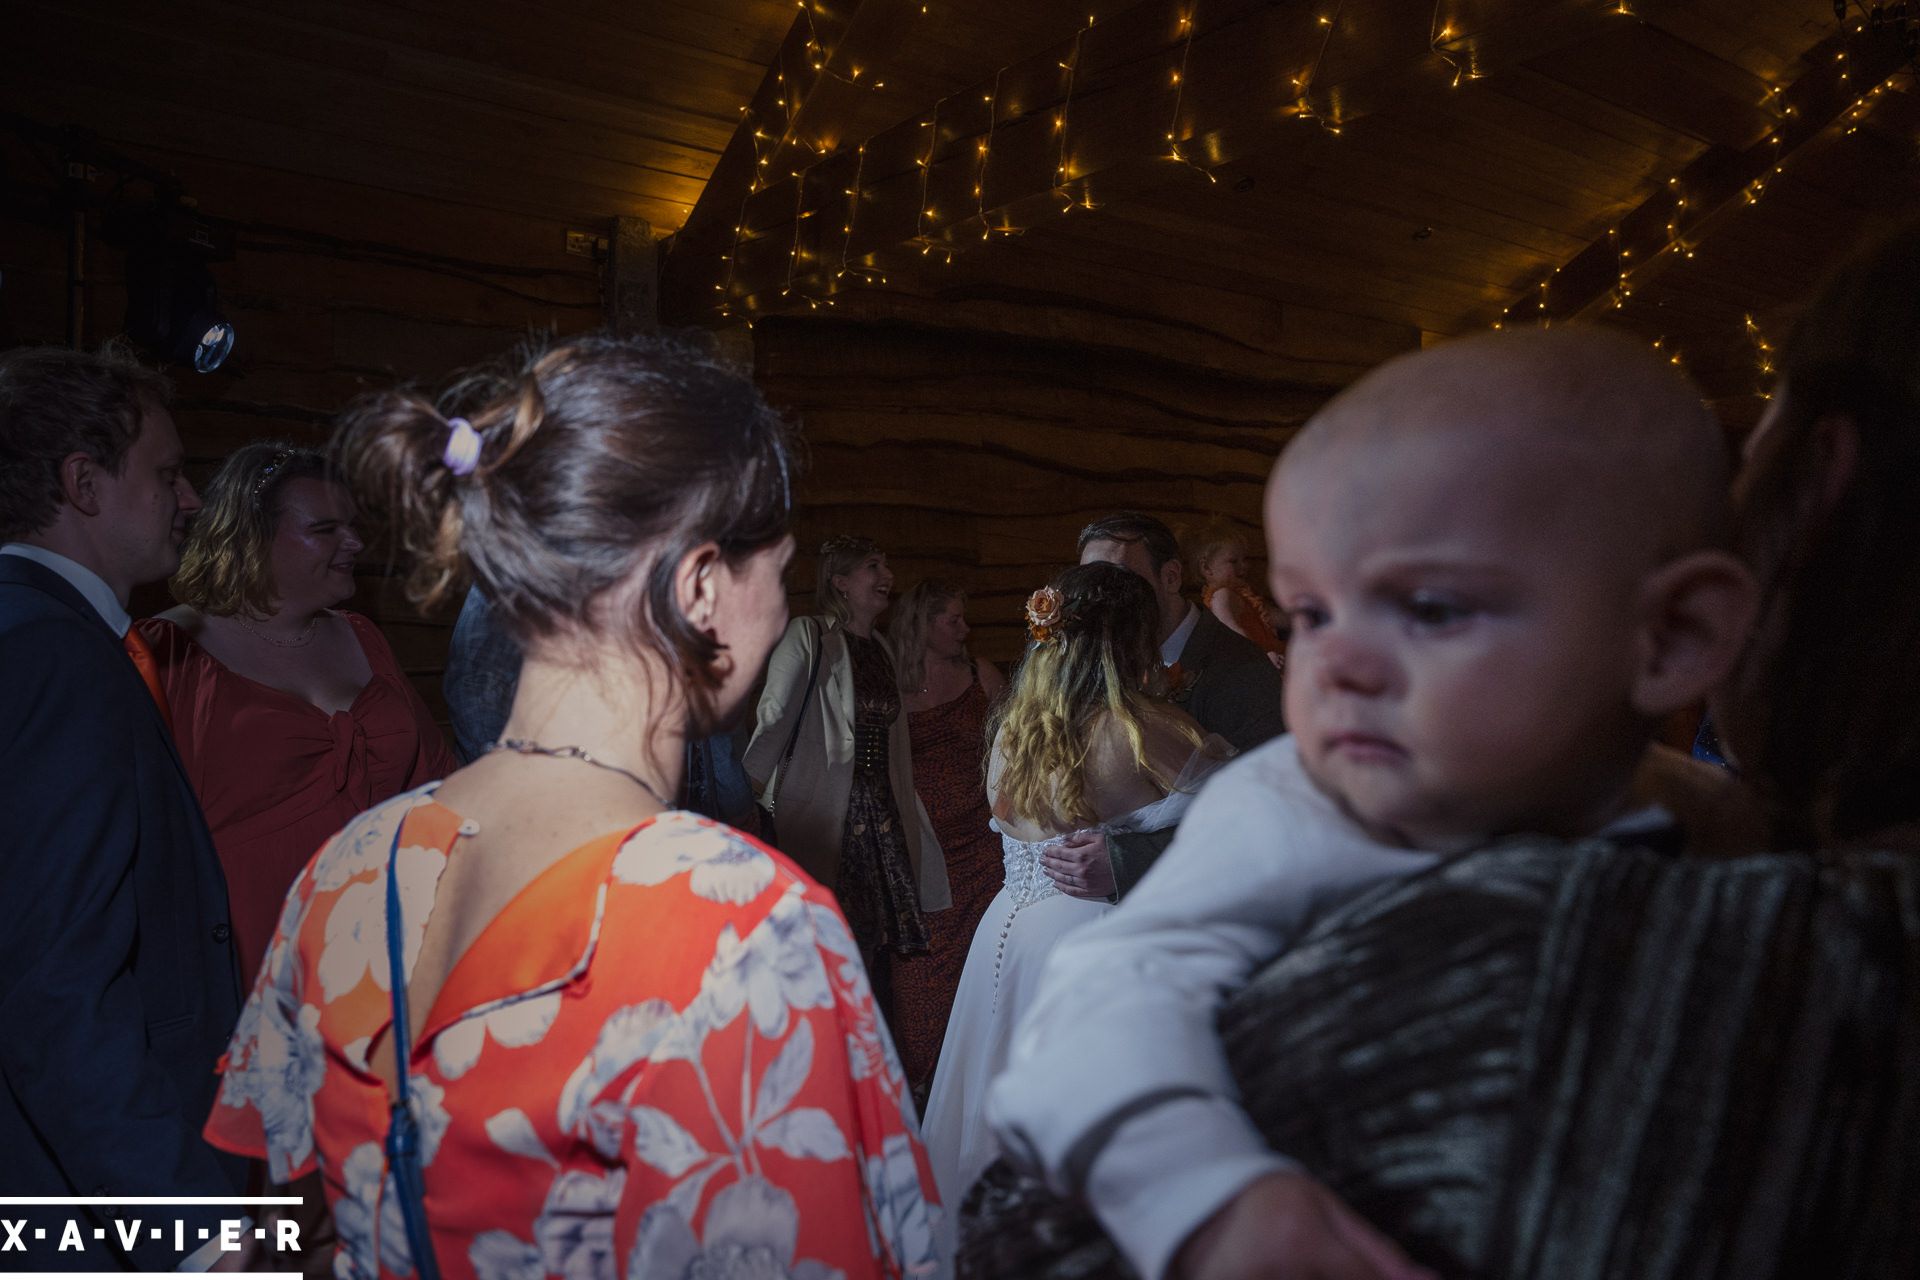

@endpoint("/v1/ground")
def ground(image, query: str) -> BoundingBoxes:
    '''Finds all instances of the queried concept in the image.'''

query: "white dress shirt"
[0,542,131,636]
[1159,602,1200,668]
[985,735,1440,1280]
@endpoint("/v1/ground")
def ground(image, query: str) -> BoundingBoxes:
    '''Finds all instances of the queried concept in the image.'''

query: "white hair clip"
[442,416,483,477]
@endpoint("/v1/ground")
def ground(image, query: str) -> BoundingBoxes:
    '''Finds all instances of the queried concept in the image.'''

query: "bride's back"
[991,705,1203,843]
[986,562,1206,845]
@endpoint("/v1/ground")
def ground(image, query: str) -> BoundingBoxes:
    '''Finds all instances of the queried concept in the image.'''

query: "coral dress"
[892,667,1002,1095]
[203,793,947,1280]
[136,612,458,990]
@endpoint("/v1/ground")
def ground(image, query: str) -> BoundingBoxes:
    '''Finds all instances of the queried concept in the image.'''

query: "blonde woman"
[745,535,949,1026]
[919,561,1229,1211]
[137,441,457,991]
[889,580,1007,1101]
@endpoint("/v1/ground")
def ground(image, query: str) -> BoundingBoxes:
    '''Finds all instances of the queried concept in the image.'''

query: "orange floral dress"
[1203,582,1285,655]
[203,788,946,1280]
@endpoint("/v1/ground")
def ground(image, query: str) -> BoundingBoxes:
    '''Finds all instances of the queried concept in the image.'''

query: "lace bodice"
[989,736,1237,913]
[1001,831,1072,909]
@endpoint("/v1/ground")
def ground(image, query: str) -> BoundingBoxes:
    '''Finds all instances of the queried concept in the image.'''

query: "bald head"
[1265,327,1758,854]
[1279,326,1733,563]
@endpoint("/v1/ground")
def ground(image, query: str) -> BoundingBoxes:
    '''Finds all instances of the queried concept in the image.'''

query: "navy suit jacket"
[0,555,246,1268]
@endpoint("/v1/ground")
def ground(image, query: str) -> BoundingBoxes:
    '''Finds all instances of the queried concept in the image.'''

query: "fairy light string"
[975,68,1024,238]
[1165,10,1215,178]
[716,1,1904,319]
[1293,0,1350,133]
[1054,24,1087,212]
[838,143,886,284]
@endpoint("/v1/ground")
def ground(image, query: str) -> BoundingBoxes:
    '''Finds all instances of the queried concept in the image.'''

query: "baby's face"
[1203,544,1247,587]
[1268,428,1650,851]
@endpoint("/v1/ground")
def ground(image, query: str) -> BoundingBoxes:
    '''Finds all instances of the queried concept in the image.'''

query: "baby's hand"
[1174,1172,1433,1280]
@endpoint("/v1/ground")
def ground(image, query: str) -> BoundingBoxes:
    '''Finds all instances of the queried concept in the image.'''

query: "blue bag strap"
[383,818,443,1280]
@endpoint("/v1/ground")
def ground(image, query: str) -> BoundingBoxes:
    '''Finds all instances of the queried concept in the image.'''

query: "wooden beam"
[605,216,657,335]
[1512,22,1914,327]
[661,0,1690,320]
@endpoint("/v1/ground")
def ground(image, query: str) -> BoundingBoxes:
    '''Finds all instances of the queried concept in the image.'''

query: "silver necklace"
[486,738,669,808]
[235,610,327,648]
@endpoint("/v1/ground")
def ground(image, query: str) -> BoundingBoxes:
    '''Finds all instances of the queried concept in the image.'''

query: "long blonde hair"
[890,578,966,694]
[988,562,1196,830]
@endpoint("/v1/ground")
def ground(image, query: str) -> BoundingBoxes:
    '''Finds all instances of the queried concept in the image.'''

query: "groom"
[1045,512,1287,899]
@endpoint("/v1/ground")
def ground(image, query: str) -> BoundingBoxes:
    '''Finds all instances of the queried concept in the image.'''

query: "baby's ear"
[1630,550,1759,718]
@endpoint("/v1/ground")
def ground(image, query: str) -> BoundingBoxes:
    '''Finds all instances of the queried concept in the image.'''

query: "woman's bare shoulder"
[1078,706,1195,810]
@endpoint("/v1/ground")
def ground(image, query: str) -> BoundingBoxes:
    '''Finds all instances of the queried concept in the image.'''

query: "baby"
[986,327,1758,1280]
[1192,526,1287,663]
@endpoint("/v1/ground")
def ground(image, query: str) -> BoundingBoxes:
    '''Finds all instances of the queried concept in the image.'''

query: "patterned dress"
[835,632,931,1017]
[203,789,946,1280]
[892,667,1001,1097]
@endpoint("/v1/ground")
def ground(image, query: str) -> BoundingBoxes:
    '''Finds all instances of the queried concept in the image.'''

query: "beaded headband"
[250,449,293,504]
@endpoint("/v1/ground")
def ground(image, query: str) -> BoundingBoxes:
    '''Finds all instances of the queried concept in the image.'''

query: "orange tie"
[122,627,174,733]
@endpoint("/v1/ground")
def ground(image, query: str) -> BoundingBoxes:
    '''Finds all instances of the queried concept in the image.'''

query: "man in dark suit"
[0,344,247,1268]
[1050,512,1288,898]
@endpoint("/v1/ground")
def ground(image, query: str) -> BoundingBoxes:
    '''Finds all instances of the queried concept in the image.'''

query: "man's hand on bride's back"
[1175,1172,1435,1280]
[1043,830,1116,900]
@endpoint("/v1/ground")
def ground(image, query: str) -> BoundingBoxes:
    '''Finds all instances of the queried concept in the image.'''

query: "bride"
[920,561,1230,1210]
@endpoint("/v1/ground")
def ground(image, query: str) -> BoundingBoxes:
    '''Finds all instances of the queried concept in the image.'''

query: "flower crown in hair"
[1026,586,1067,644]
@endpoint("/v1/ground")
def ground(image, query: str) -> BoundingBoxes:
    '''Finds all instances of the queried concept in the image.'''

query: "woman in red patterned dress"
[203,336,946,1280]
[889,581,1006,1102]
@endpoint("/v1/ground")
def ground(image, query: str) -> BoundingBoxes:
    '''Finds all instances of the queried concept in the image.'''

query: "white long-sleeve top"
[984,734,1440,1280]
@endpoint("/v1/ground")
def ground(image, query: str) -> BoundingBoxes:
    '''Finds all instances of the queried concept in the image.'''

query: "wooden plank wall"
[0,133,602,724]
[750,254,1423,663]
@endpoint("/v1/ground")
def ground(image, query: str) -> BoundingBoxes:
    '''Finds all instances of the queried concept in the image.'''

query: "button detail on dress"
[458,818,482,837]
[212,923,232,943]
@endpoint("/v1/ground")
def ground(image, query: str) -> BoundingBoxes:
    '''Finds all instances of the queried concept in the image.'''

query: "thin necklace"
[235,610,328,648]
[486,737,670,808]
[918,652,968,695]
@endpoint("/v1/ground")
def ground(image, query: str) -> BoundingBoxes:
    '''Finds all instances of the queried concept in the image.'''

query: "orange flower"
[1025,585,1064,643]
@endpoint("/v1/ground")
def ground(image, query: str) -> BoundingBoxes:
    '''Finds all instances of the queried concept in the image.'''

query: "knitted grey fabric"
[960,841,1920,1278]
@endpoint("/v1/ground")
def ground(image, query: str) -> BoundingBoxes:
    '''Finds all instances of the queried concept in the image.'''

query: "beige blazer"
[743,615,950,910]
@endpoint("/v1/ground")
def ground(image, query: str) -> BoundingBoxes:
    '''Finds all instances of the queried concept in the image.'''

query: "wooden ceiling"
[659,0,1920,424]
[8,0,1917,425]
[3,0,802,232]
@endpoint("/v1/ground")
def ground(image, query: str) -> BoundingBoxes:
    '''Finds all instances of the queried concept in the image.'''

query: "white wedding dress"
[919,741,1228,1213]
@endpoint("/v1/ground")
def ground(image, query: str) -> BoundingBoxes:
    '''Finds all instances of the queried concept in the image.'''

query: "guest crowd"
[1,219,1917,1280]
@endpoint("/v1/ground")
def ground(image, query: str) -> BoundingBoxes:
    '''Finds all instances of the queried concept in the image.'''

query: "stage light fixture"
[125,240,234,372]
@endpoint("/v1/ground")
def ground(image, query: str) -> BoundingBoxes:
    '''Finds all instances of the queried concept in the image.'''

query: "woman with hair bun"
[919,561,1230,1215]
[202,335,946,1280]
[138,441,457,992]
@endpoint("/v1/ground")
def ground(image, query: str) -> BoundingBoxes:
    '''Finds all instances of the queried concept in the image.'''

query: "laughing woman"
[746,535,950,1025]
[137,442,457,990]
